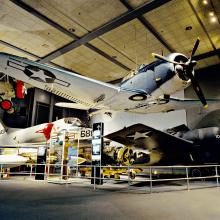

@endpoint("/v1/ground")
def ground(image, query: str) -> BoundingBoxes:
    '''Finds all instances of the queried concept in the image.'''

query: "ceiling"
[0,0,219,82]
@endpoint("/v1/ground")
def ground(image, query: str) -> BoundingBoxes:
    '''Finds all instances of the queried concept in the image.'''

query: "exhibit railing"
[0,163,220,193]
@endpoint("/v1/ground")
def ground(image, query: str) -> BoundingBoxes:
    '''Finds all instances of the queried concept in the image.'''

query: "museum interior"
[1,1,220,219]
[0,0,219,188]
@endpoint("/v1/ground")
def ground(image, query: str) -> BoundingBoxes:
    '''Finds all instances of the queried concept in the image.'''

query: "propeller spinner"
[152,38,208,108]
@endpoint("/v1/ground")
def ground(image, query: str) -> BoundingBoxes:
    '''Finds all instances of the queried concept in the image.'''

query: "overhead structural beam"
[194,48,220,61]
[42,41,131,71]
[23,0,171,63]
[119,0,175,53]
[10,0,131,71]
[187,0,219,60]
[0,40,40,59]
[0,40,82,75]
[1,39,219,84]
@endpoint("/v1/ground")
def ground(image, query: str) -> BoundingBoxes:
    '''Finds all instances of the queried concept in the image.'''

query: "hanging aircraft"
[0,39,217,115]
[105,123,220,168]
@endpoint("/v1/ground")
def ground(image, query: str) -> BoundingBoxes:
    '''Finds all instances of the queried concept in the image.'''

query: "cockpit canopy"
[64,117,83,127]
[121,60,164,84]
[121,69,138,83]
[121,64,147,83]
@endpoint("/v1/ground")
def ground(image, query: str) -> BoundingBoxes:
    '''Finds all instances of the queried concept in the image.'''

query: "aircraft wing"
[1,52,219,114]
[124,97,220,114]
[0,143,47,148]
[105,124,194,164]
[0,52,141,110]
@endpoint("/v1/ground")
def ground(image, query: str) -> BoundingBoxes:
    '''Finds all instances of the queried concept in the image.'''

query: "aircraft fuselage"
[121,53,191,99]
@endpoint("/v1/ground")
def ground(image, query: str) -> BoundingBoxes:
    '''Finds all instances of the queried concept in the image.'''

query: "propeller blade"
[190,38,200,59]
[152,53,180,65]
[187,69,208,108]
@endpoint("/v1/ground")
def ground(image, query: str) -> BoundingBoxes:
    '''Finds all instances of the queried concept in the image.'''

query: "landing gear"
[129,170,136,180]
[158,94,170,105]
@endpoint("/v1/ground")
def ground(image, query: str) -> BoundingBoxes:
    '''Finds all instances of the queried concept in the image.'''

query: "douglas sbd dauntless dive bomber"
[0,39,218,116]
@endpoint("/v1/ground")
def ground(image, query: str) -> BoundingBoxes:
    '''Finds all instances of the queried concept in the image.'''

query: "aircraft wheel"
[129,170,136,180]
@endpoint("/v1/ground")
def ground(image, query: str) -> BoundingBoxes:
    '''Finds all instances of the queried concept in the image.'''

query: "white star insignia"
[29,70,50,82]
[127,131,151,140]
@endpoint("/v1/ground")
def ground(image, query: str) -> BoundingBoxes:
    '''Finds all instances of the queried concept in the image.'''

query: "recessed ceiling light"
[210,16,217,23]
[69,28,75,32]
[203,0,208,5]
[209,11,215,16]
[42,44,49,48]
[185,26,192,30]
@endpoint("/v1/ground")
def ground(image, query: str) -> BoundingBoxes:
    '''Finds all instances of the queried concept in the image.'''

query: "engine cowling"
[172,54,189,81]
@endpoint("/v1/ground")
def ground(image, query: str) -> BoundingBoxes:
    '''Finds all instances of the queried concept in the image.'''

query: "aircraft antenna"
[134,25,138,70]
[146,32,148,62]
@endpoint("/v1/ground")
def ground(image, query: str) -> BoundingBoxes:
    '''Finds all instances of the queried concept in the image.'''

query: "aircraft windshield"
[64,117,82,126]
[121,64,147,83]
[121,69,138,83]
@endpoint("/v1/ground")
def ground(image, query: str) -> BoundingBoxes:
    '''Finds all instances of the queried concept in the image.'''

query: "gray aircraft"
[0,38,214,115]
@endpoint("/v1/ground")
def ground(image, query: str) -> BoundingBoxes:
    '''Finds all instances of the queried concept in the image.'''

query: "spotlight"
[209,11,215,16]
[210,16,217,23]
[185,25,192,31]
[202,0,208,5]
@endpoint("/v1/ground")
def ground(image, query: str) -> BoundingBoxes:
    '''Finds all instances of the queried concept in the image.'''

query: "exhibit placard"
[92,123,103,161]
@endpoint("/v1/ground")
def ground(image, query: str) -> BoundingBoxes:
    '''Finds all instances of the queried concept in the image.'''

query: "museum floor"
[0,180,220,220]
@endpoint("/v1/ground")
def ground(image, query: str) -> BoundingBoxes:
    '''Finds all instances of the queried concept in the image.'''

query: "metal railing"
[1,163,220,193]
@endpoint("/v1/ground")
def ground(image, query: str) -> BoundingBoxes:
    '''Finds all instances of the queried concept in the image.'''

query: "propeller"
[152,38,208,108]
